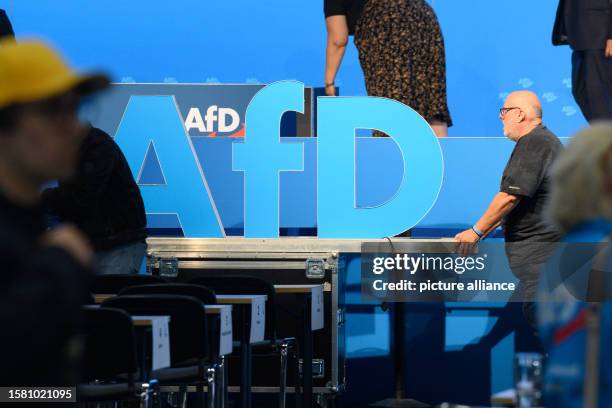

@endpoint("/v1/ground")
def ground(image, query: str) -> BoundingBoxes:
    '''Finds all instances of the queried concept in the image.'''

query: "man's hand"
[606,39,612,58]
[42,224,93,267]
[454,228,480,256]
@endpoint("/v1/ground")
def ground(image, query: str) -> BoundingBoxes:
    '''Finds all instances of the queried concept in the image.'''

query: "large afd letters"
[114,81,444,238]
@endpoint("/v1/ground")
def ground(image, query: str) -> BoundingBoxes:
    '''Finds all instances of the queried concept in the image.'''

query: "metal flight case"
[146,237,354,406]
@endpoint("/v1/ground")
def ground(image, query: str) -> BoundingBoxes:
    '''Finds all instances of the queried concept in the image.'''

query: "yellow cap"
[0,39,109,109]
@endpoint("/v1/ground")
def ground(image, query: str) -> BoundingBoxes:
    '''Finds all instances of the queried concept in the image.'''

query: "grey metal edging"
[147,237,454,254]
[330,254,339,391]
[159,386,337,394]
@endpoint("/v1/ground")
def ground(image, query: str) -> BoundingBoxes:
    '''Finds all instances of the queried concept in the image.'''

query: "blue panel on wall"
[147,213,182,229]
[8,0,587,137]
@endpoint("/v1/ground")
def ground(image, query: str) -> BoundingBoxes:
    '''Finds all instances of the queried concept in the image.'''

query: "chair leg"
[139,383,150,408]
[149,379,160,408]
[278,342,289,408]
[207,366,217,408]
[293,349,302,408]
[216,356,226,408]
[163,391,176,408]
[179,386,188,408]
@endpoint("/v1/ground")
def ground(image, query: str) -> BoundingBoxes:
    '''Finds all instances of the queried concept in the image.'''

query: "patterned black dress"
[325,0,453,127]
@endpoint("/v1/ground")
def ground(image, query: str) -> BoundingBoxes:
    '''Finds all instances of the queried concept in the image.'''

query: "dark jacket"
[43,127,147,250]
[0,193,90,385]
[552,0,611,50]
[0,9,14,39]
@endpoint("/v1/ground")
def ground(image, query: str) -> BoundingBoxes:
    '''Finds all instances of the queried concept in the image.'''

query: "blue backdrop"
[3,1,584,403]
[3,0,587,137]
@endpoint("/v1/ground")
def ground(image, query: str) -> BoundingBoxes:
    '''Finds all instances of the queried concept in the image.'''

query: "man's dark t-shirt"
[500,126,564,265]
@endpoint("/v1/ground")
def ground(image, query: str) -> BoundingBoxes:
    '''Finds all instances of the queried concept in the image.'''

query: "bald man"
[455,91,563,330]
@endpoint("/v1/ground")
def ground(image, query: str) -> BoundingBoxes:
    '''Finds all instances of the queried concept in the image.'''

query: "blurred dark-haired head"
[0,9,14,40]
[0,40,109,184]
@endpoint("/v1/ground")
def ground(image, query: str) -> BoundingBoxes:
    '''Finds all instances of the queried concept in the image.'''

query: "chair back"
[103,295,209,365]
[81,307,138,382]
[187,275,277,341]
[119,283,216,305]
[92,274,167,294]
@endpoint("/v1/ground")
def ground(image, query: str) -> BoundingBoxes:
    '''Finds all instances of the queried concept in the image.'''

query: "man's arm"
[455,192,521,248]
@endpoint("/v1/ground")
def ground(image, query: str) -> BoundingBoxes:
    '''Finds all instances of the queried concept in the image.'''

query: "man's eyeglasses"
[499,107,521,118]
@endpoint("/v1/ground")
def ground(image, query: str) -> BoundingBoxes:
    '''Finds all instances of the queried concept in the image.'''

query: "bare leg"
[430,120,448,138]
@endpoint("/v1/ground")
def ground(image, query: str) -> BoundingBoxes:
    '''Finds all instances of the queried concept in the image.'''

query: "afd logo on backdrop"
[184,105,244,137]
[113,81,444,239]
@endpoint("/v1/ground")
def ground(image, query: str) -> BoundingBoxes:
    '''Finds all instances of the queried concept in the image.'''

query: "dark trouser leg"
[572,49,612,122]
[521,298,537,336]
[96,240,147,275]
[509,264,544,337]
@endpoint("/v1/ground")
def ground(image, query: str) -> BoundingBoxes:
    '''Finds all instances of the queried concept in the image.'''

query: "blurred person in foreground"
[537,123,612,407]
[0,39,108,385]
[0,8,14,39]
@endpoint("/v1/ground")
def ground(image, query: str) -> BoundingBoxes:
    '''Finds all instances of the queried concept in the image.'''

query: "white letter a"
[185,107,206,132]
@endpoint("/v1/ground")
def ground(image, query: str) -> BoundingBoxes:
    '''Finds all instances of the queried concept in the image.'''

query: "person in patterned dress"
[324,0,452,137]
